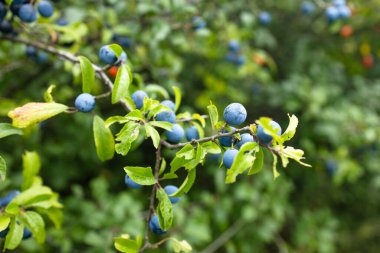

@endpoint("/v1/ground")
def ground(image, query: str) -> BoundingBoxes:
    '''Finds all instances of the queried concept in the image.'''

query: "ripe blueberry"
[74,93,96,113]
[165,124,184,144]
[256,120,282,144]
[223,149,238,169]
[131,90,148,109]
[223,103,247,126]
[164,185,180,204]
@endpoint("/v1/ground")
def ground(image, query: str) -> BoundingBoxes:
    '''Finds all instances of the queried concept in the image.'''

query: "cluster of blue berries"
[325,0,351,22]
[131,90,200,144]
[0,190,32,240]
[25,45,48,64]
[125,174,180,235]
[225,40,245,66]
[0,0,54,34]
[220,103,282,169]
[74,44,130,113]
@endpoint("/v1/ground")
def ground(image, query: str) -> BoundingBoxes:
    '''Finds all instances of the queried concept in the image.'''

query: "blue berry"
[99,45,118,64]
[165,124,184,144]
[259,11,271,25]
[149,214,167,235]
[228,40,240,53]
[256,120,282,144]
[337,5,351,19]
[186,126,199,141]
[18,4,37,23]
[125,174,142,189]
[301,1,315,15]
[0,190,20,207]
[192,16,206,30]
[325,6,339,22]
[156,111,176,123]
[219,127,236,147]
[161,100,175,112]
[236,133,255,148]
[131,90,148,109]
[164,185,180,204]
[56,17,68,26]
[223,149,238,169]
[223,103,247,126]
[26,46,38,58]
[0,20,13,34]
[235,55,246,66]
[37,1,54,18]
[74,93,96,113]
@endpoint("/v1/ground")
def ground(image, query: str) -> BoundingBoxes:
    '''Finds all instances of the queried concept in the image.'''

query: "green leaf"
[184,144,206,170]
[114,234,142,253]
[125,110,144,122]
[36,207,63,229]
[156,188,173,230]
[145,84,170,99]
[124,166,156,185]
[192,113,206,128]
[272,153,280,179]
[112,64,132,104]
[4,218,23,250]
[93,116,115,161]
[173,86,181,112]
[0,123,23,139]
[170,144,195,173]
[0,155,6,182]
[109,44,123,58]
[280,146,311,167]
[43,84,56,102]
[248,147,264,175]
[201,141,221,154]
[149,121,173,131]
[8,102,68,128]
[22,151,41,190]
[147,104,171,119]
[115,122,140,156]
[281,114,299,142]
[145,124,160,149]
[207,102,218,129]
[171,238,192,253]
[78,56,95,93]
[159,158,166,175]
[0,216,10,232]
[20,211,45,244]
[11,185,53,207]
[225,142,258,184]
[171,169,196,197]
[105,116,129,128]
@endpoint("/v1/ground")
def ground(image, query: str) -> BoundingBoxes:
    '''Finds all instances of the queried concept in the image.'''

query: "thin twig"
[139,142,163,252]
[0,35,132,111]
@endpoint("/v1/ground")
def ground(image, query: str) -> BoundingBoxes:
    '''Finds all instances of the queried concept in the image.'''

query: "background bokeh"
[1,0,379,252]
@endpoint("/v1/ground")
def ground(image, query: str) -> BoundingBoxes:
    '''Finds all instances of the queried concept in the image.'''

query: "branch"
[139,142,163,252]
[161,126,252,149]
[0,34,133,111]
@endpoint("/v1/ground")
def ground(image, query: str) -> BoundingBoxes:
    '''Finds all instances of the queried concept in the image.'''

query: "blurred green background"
[0,0,379,252]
